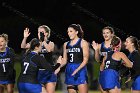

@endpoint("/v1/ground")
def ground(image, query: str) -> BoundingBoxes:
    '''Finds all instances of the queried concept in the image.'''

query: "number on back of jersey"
[105,61,110,69]
[23,62,29,74]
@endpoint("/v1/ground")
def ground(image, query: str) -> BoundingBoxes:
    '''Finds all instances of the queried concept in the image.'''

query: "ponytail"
[111,35,121,51]
[128,36,139,51]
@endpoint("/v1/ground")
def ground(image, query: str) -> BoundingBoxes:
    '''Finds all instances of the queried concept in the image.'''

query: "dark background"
[0,0,140,53]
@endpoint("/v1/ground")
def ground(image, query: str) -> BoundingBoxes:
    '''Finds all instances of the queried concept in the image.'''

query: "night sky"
[0,0,140,53]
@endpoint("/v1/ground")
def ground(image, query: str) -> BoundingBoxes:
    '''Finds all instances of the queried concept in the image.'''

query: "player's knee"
[7,89,14,93]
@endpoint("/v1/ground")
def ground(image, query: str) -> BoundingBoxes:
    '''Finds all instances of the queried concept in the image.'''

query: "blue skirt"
[65,63,88,85]
[0,80,15,84]
[132,75,140,90]
[98,71,103,84]
[38,70,57,84]
[100,69,120,90]
[17,82,42,93]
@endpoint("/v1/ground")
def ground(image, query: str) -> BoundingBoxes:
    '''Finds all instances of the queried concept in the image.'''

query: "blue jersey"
[38,40,57,84]
[128,50,140,90]
[66,38,83,63]
[104,51,122,71]
[128,50,140,73]
[99,42,111,85]
[39,40,54,65]
[100,42,111,62]
[0,47,16,84]
[17,51,53,92]
[100,51,121,90]
[18,52,39,84]
[18,52,52,84]
[65,38,88,85]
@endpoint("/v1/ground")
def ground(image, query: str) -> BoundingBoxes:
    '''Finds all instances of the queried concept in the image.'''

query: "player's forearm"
[94,50,100,62]
[77,60,88,71]
[60,59,67,68]
[21,37,28,48]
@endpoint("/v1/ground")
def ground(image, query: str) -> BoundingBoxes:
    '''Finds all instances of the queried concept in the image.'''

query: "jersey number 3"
[23,62,29,74]
[70,53,74,62]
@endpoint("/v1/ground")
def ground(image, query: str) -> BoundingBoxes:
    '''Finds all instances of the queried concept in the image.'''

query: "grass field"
[12,90,131,93]
[54,90,131,93]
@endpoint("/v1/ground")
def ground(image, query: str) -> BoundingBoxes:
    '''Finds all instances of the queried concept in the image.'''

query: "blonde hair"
[0,33,8,42]
[38,25,51,38]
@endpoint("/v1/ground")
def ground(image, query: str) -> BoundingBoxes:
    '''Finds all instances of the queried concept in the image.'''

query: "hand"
[40,32,45,42]
[71,69,78,76]
[125,77,131,83]
[49,41,54,48]
[92,41,99,50]
[57,56,63,64]
[24,28,30,38]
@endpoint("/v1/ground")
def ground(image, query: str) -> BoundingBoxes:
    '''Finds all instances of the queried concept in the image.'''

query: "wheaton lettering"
[100,52,107,56]
[67,48,80,52]
[0,58,11,63]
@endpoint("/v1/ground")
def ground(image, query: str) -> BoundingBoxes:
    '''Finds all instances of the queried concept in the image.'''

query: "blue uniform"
[128,50,140,90]
[65,38,88,85]
[38,69,57,84]
[0,47,16,84]
[18,83,42,93]
[99,42,111,84]
[100,51,121,90]
[100,42,111,61]
[17,51,53,93]
[38,40,57,85]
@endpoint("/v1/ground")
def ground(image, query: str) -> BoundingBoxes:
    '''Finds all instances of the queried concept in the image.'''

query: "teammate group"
[0,24,140,93]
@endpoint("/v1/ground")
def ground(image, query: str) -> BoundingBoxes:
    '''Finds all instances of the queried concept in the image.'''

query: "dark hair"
[68,24,84,38]
[111,35,121,49]
[25,38,40,55]
[30,38,40,51]
[128,36,139,50]
[102,26,114,34]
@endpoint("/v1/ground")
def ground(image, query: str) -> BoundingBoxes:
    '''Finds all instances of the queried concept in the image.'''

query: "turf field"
[56,90,131,93]
[12,90,131,93]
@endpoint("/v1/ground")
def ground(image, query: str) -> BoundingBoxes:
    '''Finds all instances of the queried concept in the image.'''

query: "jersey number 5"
[23,62,29,74]
[105,61,110,69]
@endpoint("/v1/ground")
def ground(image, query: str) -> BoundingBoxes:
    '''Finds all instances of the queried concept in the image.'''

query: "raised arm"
[21,28,30,49]
[92,41,101,62]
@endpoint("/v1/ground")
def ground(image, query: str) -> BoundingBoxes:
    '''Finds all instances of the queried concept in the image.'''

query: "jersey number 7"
[23,62,29,74]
